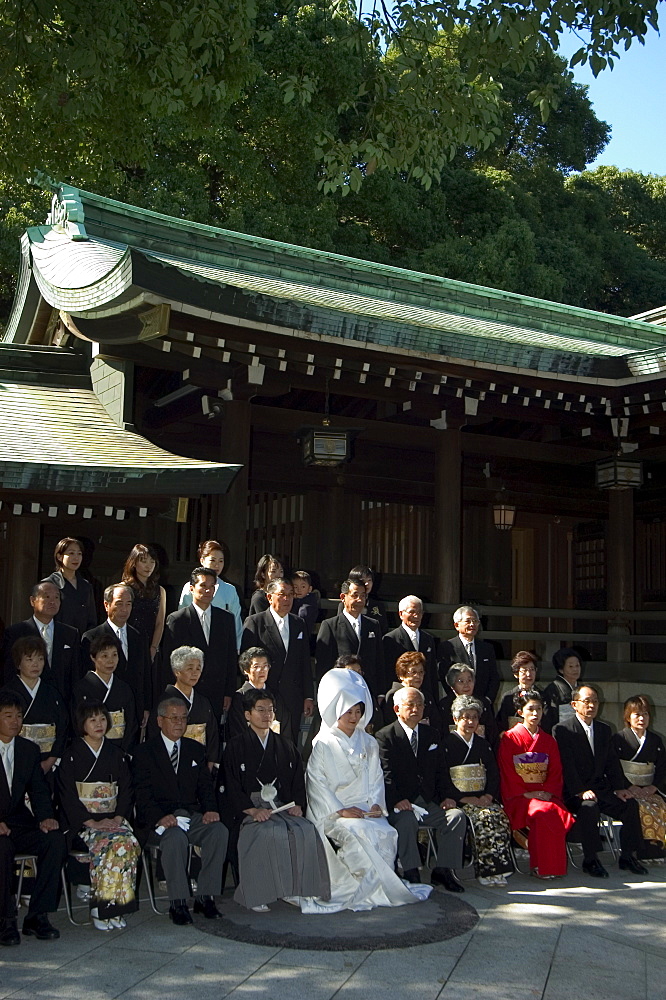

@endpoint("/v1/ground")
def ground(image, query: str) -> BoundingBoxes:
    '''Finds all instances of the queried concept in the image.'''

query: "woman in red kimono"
[498,689,574,878]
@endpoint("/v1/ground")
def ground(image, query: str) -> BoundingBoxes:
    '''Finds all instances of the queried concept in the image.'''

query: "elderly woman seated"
[612,695,666,860]
[442,694,513,885]
[223,687,330,912]
[57,701,140,930]
[151,646,219,765]
[440,663,498,747]
[304,668,431,912]
[384,651,443,732]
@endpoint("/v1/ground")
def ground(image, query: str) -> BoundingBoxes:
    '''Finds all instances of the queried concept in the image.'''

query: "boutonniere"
[240,763,245,772]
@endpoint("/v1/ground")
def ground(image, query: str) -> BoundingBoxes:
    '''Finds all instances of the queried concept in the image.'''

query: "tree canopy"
[0,0,664,325]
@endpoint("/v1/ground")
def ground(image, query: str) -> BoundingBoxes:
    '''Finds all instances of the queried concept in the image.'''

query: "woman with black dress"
[248,554,284,615]
[46,536,97,634]
[57,701,140,930]
[151,645,220,765]
[496,651,544,733]
[440,663,499,747]
[384,651,443,732]
[228,646,291,740]
[122,543,166,664]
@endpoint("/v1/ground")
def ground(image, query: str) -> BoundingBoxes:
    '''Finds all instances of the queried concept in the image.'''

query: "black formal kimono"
[228,681,292,742]
[240,610,313,743]
[612,727,666,856]
[81,621,150,719]
[1,675,68,762]
[72,671,139,753]
[441,730,513,878]
[0,735,66,920]
[223,728,329,909]
[149,684,220,764]
[56,738,139,918]
[542,675,576,731]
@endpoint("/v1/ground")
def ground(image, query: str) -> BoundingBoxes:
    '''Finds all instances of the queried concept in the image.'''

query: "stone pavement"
[2,858,666,1000]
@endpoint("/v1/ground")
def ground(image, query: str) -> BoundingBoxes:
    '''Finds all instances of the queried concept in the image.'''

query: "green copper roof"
[5,181,666,380]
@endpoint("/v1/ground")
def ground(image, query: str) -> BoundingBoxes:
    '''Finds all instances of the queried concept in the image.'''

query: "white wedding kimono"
[304,722,431,912]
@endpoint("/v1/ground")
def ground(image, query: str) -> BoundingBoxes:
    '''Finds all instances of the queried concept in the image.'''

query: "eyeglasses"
[162,714,188,722]
[251,707,275,715]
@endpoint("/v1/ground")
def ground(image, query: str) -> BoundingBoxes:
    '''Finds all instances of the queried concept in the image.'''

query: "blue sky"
[557,28,664,174]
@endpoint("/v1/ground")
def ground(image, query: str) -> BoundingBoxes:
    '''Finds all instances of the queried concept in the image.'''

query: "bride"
[304,668,431,912]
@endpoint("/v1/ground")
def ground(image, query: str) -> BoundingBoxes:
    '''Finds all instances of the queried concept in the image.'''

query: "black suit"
[81,621,150,718]
[132,734,228,901]
[383,625,440,706]
[438,635,500,704]
[316,613,385,698]
[375,720,465,872]
[554,714,643,857]
[240,611,313,743]
[163,604,237,719]
[0,736,66,920]
[2,618,79,703]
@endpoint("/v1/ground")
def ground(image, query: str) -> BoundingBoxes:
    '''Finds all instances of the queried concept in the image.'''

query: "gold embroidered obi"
[620,760,655,786]
[107,709,125,741]
[450,763,487,793]
[513,752,549,784]
[76,780,118,814]
[184,722,206,745]
[20,723,55,754]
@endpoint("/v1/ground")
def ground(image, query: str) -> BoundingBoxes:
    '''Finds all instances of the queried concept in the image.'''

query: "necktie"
[412,630,419,651]
[202,609,210,642]
[170,741,179,773]
[278,615,288,649]
[40,624,52,659]
[410,729,418,755]
[0,742,13,787]
[118,626,128,658]
[467,642,476,668]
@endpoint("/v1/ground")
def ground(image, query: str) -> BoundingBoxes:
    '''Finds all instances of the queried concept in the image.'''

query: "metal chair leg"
[61,852,92,926]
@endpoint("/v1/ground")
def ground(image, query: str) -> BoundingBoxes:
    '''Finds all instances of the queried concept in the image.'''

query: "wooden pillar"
[213,400,251,591]
[4,518,41,624]
[606,487,635,674]
[319,484,347,598]
[432,429,462,620]
[607,488,635,612]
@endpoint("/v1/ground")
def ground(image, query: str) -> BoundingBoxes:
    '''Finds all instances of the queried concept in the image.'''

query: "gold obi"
[20,723,55,754]
[184,722,207,745]
[450,763,487,793]
[107,708,126,741]
[76,780,118,814]
[621,760,655,786]
[513,752,549,784]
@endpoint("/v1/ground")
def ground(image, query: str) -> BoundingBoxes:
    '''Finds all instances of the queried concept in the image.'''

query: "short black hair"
[238,647,271,675]
[0,691,23,712]
[190,566,217,587]
[74,700,112,737]
[514,688,543,712]
[11,635,47,669]
[90,634,121,659]
[242,687,276,713]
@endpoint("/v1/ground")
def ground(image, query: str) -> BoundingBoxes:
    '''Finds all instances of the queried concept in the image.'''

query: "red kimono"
[498,723,574,877]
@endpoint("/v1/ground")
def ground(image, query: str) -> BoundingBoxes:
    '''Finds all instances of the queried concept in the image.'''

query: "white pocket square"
[368,631,375,638]
[191,760,197,767]
[297,633,303,639]
[64,645,71,649]
[428,743,438,751]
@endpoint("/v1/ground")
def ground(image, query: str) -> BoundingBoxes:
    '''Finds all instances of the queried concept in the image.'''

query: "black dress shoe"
[582,858,609,878]
[0,920,20,946]
[22,914,60,940]
[619,855,649,875]
[193,896,221,919]
[168,903,193,925]
[401,868,421,884]
[431,868,465,893]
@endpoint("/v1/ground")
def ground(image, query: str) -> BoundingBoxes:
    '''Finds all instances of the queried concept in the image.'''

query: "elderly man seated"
[375,686,467,892]
[132,696,229,925]
[0,691,66,946]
